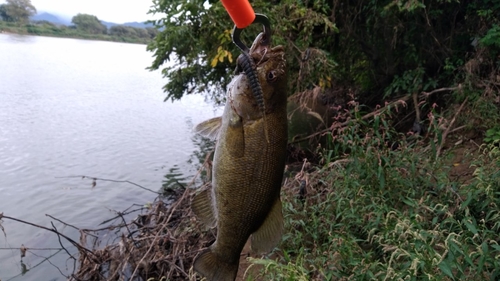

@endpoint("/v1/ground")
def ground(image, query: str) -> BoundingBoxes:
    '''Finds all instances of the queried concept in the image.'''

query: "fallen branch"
[56,175,160,194]
[1,215,96,261]
[422,86,460,97]
[449,125,466,134]
[46,214,80,231]
[436,98,467,158]
[290,94,411,144]
[31,249,69,278]
[290,86,462,144]
[0,247,62,251]
[129,165,206,279]
[98,205,146,226]
[4,249,63,281]
[51,222,77,261]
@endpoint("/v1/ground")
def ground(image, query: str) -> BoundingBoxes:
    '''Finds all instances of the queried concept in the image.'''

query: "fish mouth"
[234,43,284,76]
[246,44,284,67]
[247,32,283,63]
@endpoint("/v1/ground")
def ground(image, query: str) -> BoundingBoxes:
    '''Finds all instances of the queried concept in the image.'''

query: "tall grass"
[251,110,500,280]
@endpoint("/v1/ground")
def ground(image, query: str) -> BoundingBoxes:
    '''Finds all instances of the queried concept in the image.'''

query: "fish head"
[229,34,287,121]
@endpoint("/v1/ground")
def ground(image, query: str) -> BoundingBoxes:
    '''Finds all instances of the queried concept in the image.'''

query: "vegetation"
[0,0,36,23]
[3,0,499,280]
[71,13,107,34]
[0,3,157,44]
[248,108,500,280]
[145,0,500,280]
[0,20,156,44]
[147,0,499,116]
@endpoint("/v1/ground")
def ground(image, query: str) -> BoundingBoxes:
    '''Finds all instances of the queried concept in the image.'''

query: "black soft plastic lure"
[232,14,272,142]
[237,52,265,114]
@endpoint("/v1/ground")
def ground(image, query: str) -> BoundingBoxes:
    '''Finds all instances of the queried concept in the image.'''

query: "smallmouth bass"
[192,33,287,281]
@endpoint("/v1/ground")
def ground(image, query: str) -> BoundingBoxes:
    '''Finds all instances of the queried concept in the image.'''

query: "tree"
[145,0,338,102]
[71,13,107,34]
[134,27,149,39]
[145,27,158,39]
[109,25,150,39]
[147,0,499,107]
[109,25,136,37]
[0,5,8,21]
[0,0,36,23]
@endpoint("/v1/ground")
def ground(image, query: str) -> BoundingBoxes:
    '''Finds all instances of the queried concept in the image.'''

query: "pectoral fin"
[191,188,216,228]
[194,117,222,139]
[250,198,284,254]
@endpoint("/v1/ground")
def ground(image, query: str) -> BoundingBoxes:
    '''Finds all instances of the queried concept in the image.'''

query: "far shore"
[0,30,149,45]
[0,22,154,45]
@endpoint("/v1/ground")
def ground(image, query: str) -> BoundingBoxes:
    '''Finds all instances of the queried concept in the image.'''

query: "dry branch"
[290,94,411,144]
[66,169,212,280]
[56,175,160,194]
[435,98,467,158]
[290,86,461,144]
[1,173,210,281]
[0,215,95,259]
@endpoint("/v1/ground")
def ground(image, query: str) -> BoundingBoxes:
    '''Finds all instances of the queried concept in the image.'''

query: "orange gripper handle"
[220,0,256,29]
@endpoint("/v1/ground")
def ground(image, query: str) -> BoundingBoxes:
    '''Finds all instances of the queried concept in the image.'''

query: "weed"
[484,128,500,144]
[251,112,500,280]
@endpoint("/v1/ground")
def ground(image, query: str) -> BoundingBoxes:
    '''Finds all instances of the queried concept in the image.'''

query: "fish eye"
[266,70,277,82]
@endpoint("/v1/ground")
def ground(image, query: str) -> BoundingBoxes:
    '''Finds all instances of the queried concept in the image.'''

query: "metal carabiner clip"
[231,13,271,54]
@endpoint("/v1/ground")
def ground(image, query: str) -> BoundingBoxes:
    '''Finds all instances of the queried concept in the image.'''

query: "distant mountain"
[30,12,70,25]
[101,20,154,29]
[99,20,117,29]
[123,21,155,29]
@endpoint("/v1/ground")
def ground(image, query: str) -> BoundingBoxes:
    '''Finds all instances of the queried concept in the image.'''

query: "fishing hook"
[231,13,271,54]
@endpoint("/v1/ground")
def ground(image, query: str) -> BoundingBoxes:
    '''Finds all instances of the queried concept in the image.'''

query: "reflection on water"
[161,165,190,193]
[188,130,216,182]
[161,121,216,195]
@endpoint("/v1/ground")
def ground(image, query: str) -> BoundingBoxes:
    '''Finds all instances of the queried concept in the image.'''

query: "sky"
[0,0,158,23]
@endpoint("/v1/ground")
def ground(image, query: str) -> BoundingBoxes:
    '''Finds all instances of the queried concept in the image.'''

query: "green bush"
[250,114,500,280]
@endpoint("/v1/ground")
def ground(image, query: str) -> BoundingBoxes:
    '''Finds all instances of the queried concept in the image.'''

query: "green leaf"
[432,216,438,225]
[378,165,385,189]
[481,241,489,255]
[438,261,455,280]
[485,129,497,137]
[461,193,473,209]
[463,219,478,235]
[402,197,415,206]
[491,244,500,252]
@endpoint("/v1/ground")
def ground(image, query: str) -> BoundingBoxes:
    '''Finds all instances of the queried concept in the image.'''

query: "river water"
[0,34,220,280]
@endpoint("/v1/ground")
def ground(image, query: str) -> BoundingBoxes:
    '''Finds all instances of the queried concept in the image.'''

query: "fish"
[192,32,287,281]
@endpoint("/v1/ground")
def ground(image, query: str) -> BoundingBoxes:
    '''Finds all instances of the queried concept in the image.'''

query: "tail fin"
[194,249,239,281]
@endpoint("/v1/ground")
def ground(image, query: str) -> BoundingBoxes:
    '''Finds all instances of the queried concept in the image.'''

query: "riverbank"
[4,123,498,280]
[64,113,499,280]
[0,21,151,44]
